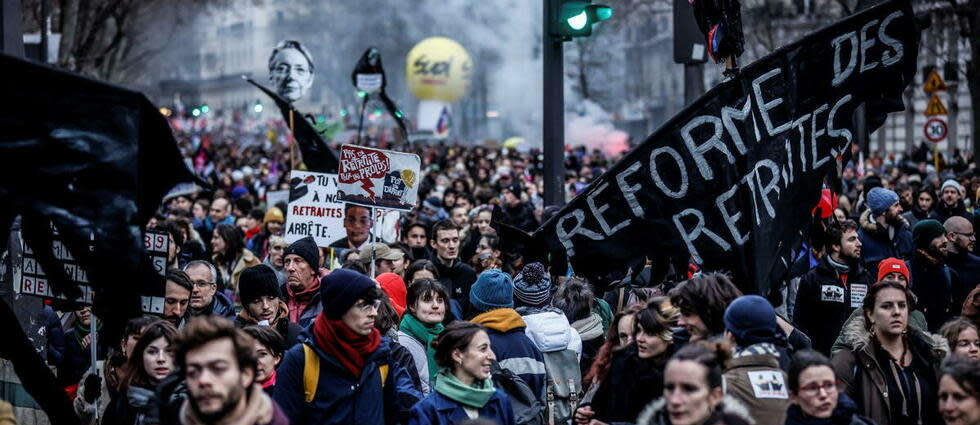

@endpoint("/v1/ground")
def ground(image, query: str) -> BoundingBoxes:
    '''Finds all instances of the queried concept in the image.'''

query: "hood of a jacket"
[859,209,908,236]
[522,311,575,353]
[836,312,948,358]
[209,291,235,316]
[472,308,527,333]
[572,313,604,341]
[636,395,755,425]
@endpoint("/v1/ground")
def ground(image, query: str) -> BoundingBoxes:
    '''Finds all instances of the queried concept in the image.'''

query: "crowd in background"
[25,112,980,425]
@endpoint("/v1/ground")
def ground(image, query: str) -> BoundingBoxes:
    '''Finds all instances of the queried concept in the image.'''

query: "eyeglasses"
[355,300,382,312]
[798,381,840,395]
[952,232,976,239]
[192,280,215,289]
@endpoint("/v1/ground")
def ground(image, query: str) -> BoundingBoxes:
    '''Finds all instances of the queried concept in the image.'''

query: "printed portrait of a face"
[268,40,315,103]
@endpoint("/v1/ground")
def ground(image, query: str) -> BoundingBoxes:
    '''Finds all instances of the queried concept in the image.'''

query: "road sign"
[923,70,947,94]
[924,117,948,143]
[924,94,948,116]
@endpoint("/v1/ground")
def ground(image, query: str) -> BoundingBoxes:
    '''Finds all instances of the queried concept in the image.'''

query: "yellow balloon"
[406,37,473,102]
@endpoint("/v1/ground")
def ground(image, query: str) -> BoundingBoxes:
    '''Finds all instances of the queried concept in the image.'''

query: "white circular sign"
[924,118,947,143]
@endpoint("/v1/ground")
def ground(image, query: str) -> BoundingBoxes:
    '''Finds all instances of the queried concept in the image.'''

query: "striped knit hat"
[513,263,552,308]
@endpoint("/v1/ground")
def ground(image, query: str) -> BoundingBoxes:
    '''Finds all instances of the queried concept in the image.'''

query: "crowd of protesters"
[27,109,980,425]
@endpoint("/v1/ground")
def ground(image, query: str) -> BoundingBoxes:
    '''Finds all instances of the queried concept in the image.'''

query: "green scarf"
[72,319,102,347]
[432,369,495,408]
[399,313,444,382]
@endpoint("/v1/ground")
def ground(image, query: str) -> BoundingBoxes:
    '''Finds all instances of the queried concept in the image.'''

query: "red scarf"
[312,314,381,378]
[262,370,277,389]
[287,278,321,323]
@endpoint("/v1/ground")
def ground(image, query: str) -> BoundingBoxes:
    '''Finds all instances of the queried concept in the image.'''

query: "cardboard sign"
[338,145,421,212]
[284,170,400,247]
[284,171,348,247]
[16,228,167,313]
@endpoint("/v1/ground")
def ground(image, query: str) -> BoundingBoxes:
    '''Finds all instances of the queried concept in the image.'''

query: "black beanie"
[319,269,377,320]
[284,236,319,270]
[239,265,281,305]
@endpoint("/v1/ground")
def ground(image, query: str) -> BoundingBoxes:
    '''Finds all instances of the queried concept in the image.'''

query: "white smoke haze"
[138,0,651,149]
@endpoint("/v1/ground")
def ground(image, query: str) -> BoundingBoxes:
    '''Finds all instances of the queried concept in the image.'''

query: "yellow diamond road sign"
[923,70,947,94]
[924,94,948,117]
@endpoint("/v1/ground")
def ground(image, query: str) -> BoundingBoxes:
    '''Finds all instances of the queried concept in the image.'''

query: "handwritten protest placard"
[337,145,421,212]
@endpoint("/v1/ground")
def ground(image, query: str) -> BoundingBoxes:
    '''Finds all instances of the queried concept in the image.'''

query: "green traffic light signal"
[553,1,613,39]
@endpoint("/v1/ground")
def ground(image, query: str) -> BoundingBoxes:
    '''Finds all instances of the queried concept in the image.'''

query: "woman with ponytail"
[408,321,515,425]
[831,282,945,425]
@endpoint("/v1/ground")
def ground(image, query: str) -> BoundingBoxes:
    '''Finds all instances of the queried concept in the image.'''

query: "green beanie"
[912,219,946,250]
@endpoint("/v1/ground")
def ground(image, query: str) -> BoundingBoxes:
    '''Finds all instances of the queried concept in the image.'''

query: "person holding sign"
[794,220,874,355]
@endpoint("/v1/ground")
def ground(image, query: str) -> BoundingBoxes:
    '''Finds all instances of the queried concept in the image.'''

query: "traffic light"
[549,1,613,40]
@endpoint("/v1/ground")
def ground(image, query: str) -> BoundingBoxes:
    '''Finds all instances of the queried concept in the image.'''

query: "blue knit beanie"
[470,269,514,312]
[513,263,552,308]
[723,295,778,346]
[866,187,899,217]
[319,269,377,320]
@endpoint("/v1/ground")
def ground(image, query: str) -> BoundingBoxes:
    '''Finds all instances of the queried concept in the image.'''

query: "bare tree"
[21,0,235,84]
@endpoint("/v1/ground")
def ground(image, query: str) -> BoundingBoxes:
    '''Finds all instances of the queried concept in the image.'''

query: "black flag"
[532,0,920,295]
[246,77,341,173]
[0,52,201,423]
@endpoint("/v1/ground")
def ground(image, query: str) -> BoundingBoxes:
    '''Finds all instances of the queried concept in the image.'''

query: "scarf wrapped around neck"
[433,368,496,408]
[400,313,445,382]
[312,314,381,378]
[286,278,320,323]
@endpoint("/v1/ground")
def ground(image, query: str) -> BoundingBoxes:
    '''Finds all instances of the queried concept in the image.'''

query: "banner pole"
[90,310,100,420]
[369,207,377,277]
[289,110,297,170]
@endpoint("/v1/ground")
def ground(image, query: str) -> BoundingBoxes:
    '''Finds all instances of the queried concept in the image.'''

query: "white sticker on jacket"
[820,285,845,303]
[850,284,868,308]
[747,371,789,399]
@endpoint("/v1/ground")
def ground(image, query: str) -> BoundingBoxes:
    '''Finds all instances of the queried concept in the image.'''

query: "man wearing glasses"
[329,204,374,254]
[273,269,420,424]
[183,260,236,321]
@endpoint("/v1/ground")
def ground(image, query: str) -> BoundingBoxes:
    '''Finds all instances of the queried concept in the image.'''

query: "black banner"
[534,0,920,294]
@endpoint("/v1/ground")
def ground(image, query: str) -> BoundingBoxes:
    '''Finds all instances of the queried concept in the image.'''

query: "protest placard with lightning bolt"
[338,145,421,212]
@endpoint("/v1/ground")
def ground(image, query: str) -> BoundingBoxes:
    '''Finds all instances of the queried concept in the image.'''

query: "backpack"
[541,349,582,425]
[491,361,546,425]
[303,344,388,403]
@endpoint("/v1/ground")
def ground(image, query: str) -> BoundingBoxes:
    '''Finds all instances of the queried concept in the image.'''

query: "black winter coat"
[434,259,476,316]
[590,344,673,423]
[784,394,876,425]
[910,252,965,332]
[794,256,874,355]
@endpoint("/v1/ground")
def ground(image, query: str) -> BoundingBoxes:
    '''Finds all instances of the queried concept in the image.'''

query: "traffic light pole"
[543,0,565,207]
